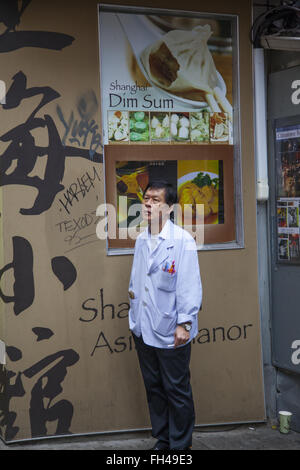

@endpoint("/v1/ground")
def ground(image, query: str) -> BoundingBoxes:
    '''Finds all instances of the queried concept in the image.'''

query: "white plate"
[178,171,218,188]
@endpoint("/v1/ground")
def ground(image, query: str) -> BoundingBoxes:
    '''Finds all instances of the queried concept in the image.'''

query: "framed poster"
[98,4,243,254]
[104,144,235,249]
[275,123,300,264]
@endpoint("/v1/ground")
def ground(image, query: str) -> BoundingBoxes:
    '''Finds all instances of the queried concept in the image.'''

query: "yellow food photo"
[178,161,221,225]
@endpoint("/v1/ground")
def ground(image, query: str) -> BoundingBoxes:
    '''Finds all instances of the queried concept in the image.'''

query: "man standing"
[128,180,202,451]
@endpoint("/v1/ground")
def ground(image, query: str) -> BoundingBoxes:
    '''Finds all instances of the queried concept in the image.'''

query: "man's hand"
[174,325,190,348]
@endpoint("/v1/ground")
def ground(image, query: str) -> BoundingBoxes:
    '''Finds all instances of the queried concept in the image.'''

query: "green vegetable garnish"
[192,172,219,189]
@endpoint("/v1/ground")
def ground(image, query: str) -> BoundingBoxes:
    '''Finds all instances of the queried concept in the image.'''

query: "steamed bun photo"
[141,25,219,95]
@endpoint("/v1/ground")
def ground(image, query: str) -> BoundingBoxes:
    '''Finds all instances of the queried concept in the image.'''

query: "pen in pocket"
[163,262,169,272]
[162,261,176,274]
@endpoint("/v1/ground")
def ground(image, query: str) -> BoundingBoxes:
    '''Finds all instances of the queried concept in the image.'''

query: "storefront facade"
[0,0,267,442]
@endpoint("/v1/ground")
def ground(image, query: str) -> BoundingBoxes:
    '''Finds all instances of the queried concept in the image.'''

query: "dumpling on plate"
[141,25,219,95]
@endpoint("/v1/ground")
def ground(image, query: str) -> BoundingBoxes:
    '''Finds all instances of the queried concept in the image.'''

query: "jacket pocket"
[153,310,177,336]
[129,297,139,323]
[157,270,177,292]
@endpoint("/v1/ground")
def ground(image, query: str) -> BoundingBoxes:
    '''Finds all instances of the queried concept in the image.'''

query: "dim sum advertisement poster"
[98,8,234,145]
[98,7,237,250]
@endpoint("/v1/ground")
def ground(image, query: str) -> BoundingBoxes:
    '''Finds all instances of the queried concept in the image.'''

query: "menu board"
[276,124,300,263]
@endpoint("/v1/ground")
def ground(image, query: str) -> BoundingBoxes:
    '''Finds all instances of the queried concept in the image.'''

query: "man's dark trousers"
[133,333,195,450]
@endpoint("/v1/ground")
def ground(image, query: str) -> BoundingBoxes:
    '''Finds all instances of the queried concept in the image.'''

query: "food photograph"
[150,112,170,142]
[129,111,150,142]
[210,112,229,143]
[139,18,233,114]
[190,111,210,142]
[177,160,223,225]
[108,110,129,142]
[170,112,190,142]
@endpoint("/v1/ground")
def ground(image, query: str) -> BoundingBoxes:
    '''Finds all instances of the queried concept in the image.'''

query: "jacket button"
[145,286,149,292]
[142,301,147,306]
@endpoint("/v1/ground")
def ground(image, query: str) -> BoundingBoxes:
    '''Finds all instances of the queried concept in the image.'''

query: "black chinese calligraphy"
[0,236,34,316]
[0,368,25,441]
[23,349,80,437]
[32,327,54,342]
[0,0,74,53]
[6,346,23,361]
[0,345,25,441]
[51,256,77,291]
[0,0,31,33]
[0,71,103,216]
[0,347,80,440]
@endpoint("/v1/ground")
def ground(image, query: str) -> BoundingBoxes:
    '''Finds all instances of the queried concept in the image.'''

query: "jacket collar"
[140,219,174,245]
[140,219,175,274]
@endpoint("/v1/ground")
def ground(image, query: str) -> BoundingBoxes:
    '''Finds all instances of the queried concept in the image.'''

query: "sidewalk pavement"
[1,422,300,450]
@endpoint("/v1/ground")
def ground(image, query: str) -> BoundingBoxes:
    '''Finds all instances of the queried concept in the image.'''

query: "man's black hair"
[143,180,178,206]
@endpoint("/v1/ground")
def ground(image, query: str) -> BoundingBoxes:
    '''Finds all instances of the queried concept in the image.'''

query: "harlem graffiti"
[57,166,101,215]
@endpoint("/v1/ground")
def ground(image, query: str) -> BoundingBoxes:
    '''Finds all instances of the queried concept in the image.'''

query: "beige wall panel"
[0,0,265,441]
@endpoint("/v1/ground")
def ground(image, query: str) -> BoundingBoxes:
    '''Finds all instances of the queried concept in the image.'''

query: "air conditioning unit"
[261,35,300,51]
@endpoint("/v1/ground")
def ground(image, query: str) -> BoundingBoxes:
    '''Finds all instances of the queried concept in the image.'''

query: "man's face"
[142,187,172,226]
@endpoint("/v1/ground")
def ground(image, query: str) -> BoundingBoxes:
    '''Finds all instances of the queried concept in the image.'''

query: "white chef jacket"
[128,219,202,349]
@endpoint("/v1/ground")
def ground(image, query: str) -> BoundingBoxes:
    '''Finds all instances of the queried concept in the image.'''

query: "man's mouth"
[143,207,152,216]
